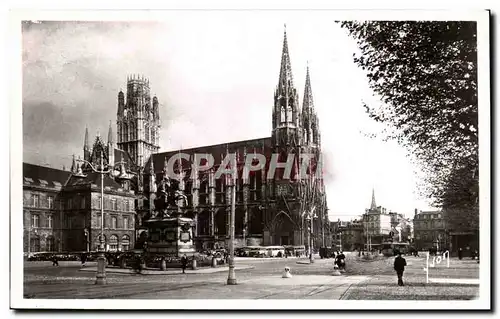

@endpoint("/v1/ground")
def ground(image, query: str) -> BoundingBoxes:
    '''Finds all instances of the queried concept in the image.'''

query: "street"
[23,253,479,300]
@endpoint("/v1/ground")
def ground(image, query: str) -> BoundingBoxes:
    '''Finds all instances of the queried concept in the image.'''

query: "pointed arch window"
[123,123,128,142]
[144,124,149,142]
[129,121,135,140]
[280,106,286,123]
[311,123,318,144]
[287,106,293,123]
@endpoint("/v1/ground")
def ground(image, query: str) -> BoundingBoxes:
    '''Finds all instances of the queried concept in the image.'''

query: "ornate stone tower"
[116,75,160,169]
[301,65,321,151]
[300,65,322,176]
[271,27,302,195]
[272,27,301,151]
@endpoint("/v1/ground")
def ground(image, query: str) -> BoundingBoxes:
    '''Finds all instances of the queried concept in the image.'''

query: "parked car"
[284,245,306,257]
[247,246,267,258]
[235,247,250,257]
[265,246,286,257]
[115,249,144,268]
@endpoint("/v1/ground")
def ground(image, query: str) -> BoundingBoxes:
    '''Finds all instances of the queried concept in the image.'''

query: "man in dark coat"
[394,252,407,286]
[458,248,463,260]
[52,254,59,266]
[181,254,188,274]
[336,251,346,270]
[81,252,87,267]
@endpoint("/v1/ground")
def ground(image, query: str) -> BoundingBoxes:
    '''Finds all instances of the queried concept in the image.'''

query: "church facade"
[23,30,330,254]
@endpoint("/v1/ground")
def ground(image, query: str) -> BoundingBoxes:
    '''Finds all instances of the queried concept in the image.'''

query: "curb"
[79,265,254,275]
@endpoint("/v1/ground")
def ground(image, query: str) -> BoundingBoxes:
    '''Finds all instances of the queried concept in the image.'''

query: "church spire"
[70,154,76,173]
[83,126,90,162]
[278,25,294,90]
[302,63,314,112]
[370,188,377,210]
[272,25,300,145]
[107,121,113,145]
[84,126,89,150]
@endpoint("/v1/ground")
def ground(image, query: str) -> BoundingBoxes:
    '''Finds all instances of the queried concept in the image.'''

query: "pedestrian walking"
[336,251,346,270]
[394,252,407,286]
[52,254,59,267]
[132,254,143,274]
[181,254,188,274]
[458,248,463,260]
[81,252,87,267]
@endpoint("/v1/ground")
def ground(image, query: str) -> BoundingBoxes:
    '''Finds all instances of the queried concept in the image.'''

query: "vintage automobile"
[265,246,286,257]
[381,242,410,257]
[235,246,253,257]
[247,246,268,258]
[284,245,307,257]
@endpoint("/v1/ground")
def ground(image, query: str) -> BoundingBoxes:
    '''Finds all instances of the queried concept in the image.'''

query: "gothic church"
[22,30,329,254]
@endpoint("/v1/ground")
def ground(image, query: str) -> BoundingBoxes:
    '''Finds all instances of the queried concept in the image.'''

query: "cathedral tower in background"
[116,75,161,169]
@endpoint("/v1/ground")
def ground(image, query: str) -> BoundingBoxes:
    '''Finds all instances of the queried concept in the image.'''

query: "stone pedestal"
[191,259,198,270]
[160,259,167,270]
[144,214,196,259]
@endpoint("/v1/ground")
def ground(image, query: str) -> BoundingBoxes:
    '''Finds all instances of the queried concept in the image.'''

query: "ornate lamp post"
[77,152,125,285]
[227,154,237,285]
[27,224,32,258]
[339,231,343,251]
[304,206,317,264]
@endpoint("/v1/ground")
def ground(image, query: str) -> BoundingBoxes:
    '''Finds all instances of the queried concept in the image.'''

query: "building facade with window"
[23,159,137,254]
[23,164,70,254]
[362,190,393,250]
[413,209,447,250]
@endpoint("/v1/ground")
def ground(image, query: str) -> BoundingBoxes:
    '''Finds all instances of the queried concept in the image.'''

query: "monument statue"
[174,190,188,208]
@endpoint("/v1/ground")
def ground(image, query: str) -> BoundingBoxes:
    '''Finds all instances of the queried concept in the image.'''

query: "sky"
[22,12,435,220]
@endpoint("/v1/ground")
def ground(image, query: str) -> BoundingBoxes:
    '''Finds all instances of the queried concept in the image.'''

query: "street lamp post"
[305,206,317,264]
[307,215,314,263]
[77,152,112,285]
[27,224,31,258]
[227,154,237,285]
[339,231,343,251]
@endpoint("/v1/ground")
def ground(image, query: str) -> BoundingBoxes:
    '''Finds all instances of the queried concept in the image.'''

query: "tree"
[339,21,479,230]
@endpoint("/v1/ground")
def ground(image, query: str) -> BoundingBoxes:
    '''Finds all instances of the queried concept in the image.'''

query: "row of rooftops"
[23,162,134,195]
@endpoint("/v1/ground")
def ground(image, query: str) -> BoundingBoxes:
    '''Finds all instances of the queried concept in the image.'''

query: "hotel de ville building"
[23,30,330,254]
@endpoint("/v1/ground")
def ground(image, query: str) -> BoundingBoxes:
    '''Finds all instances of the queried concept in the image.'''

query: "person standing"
[81,252,87,267]
[337,251,346,270]
[52,254,59,267]
[394,252,407,286]
[458,247,463,260]
[181,254,188,274]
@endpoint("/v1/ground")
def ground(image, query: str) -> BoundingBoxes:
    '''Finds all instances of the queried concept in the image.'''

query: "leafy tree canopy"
[339,21,478,230]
